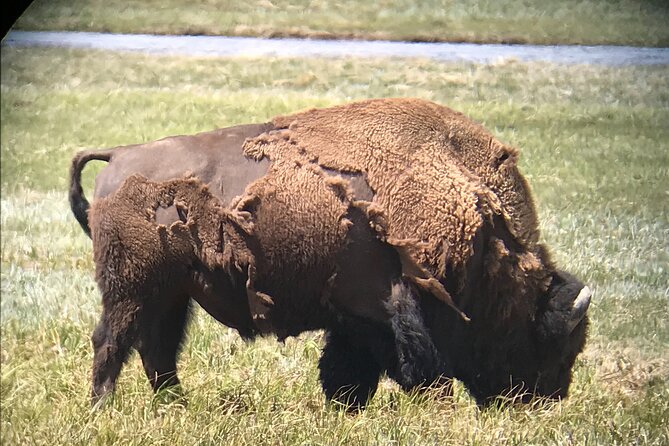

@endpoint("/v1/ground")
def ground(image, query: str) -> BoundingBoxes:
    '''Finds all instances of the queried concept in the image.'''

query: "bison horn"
[567,286,592,333]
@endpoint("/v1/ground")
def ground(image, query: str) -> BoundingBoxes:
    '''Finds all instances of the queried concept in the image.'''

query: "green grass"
[1,47,668,444]
[12,0,669,47]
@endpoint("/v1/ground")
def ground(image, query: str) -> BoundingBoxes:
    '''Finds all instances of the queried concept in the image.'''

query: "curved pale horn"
[567,286,592,333]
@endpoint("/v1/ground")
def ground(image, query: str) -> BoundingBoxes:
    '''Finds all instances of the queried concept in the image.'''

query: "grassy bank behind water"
[12,0,669,47]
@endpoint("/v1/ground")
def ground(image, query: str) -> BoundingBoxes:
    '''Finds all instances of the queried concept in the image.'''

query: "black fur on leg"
[386,280,450,392]
[318,329,383,412]
[135,296,192,394]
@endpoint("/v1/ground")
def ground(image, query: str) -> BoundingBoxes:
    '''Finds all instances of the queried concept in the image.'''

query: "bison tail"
[68,149,113,237]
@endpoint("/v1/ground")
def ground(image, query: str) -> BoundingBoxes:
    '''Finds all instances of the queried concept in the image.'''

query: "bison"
[70,98,591,409]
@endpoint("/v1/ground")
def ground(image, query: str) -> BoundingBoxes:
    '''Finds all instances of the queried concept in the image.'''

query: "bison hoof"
[90,390,113,409]
[151,384,188,408]
[327,385,375,412]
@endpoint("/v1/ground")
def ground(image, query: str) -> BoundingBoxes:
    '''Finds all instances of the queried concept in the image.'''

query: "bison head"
[448,268,591,406]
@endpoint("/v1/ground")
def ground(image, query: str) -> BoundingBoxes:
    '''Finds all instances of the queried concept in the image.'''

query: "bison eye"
[496,152,510,166]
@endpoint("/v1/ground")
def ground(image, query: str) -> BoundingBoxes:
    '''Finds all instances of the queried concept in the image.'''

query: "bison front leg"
[135,296,191,396]
[386,281,449,393]
[318,329,384,412]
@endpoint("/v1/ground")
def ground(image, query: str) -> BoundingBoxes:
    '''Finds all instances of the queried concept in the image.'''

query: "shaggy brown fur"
[89,175,258,401]
[235,154,462,331]
[246,98,542,272]
[89,171,444,408]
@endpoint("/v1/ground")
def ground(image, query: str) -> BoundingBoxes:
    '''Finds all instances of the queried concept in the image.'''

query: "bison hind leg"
[387,280,449,393]
[90,305,139,406]
[135,296,191,400]
[318,329,383,412]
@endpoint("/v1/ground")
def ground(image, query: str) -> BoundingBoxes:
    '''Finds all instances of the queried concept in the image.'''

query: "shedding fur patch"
[321,167,375,201]
[91,174,260,320]
[262,98,542,248]
[241,98,551,319]
[230,156,363,330]
[242,100,521,276]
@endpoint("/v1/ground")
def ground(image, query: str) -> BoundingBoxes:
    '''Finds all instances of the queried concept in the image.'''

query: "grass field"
[1,47,668,444]
[12,0,669,47]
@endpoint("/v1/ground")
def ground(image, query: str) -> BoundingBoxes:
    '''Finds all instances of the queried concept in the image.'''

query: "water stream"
[4,31,669,65]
